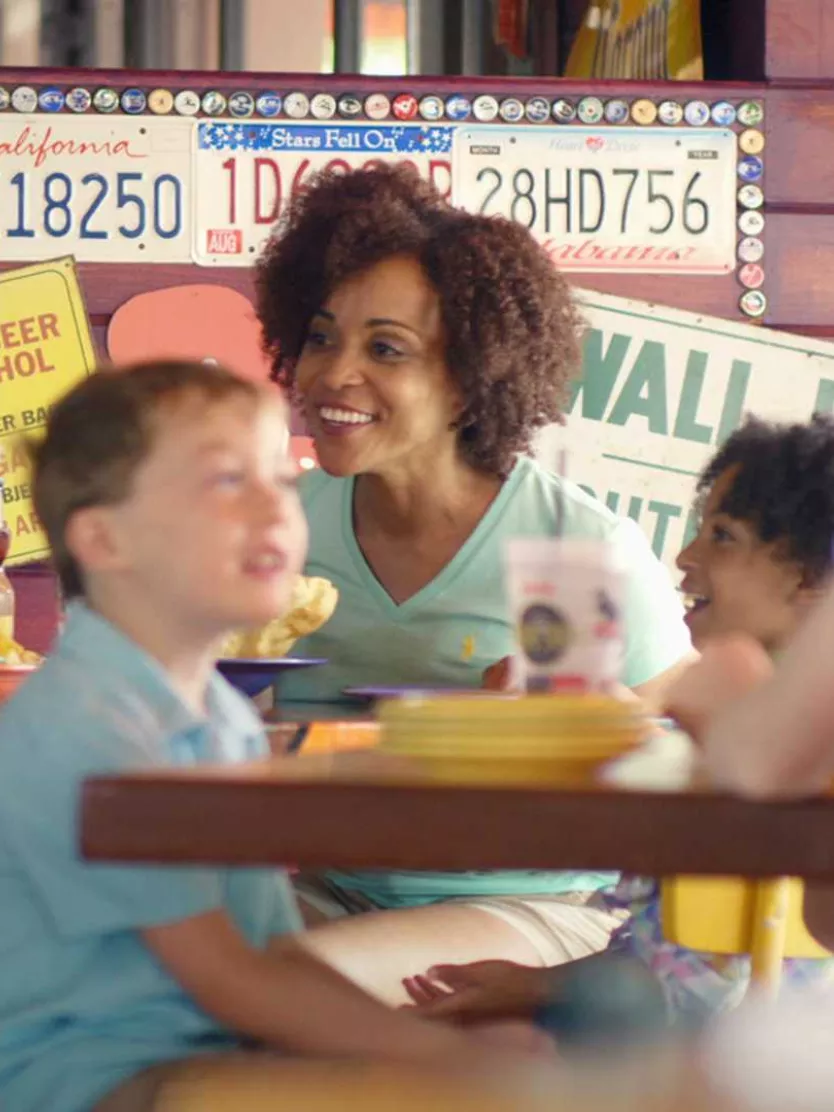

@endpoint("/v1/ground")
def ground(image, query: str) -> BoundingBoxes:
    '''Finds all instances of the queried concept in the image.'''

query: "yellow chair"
[661,876,830,997]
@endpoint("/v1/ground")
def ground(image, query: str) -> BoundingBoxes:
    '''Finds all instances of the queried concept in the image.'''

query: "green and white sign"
[539,290,834,572]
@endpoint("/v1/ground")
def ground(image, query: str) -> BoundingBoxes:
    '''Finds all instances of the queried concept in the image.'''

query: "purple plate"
[218,658,327,698]
[342,685,504,702]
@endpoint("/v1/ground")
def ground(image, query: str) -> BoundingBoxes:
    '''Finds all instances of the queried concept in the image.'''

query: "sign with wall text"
[539,290,834,572]
[0,257,96,564]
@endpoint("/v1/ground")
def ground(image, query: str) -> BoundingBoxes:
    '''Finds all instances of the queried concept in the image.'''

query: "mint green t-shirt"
[278,456,691,907]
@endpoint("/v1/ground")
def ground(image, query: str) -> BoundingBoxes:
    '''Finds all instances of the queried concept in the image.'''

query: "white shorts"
[295,874,625,966]
[462,895,625,965]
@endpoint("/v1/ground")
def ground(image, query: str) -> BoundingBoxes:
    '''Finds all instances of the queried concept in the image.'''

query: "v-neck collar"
[341,461,525,619]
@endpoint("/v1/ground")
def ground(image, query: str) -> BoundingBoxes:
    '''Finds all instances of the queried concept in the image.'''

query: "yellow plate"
[382,744,639,762]
[378,692,642,722]
[391,753,622,785]
[378,692,646,761]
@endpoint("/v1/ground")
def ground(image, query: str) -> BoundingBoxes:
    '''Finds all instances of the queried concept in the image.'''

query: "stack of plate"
[377,694,647,783]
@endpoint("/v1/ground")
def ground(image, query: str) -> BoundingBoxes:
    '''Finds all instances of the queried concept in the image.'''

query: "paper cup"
[504,537,626,694]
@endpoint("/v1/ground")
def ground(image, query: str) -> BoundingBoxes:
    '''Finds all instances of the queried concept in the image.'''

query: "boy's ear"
[794,571,829,623]
[64,506,129,578]
[775,542,820,599]
[795,556,829,594]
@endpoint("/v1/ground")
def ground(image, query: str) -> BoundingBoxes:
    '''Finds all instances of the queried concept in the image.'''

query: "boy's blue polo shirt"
[0,603,302,1112]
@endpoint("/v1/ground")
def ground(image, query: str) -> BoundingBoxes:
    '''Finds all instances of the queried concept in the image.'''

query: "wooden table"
[80,745,834,879]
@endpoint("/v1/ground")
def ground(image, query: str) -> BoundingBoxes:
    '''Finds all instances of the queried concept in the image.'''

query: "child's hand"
[663,634,774,743]
[403,961,549,1024]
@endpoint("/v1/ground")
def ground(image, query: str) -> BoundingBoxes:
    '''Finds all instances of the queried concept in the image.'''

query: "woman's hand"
[662,635,774,744]
[482,658,512,690]
[403,961,551,1024]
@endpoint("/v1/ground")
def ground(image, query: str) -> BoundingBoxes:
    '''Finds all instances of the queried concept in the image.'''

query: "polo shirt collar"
[58,602,264,758]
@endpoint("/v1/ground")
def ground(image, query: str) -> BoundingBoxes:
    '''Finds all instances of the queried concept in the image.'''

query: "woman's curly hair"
[255,163,585,476]
[698,413,834,585]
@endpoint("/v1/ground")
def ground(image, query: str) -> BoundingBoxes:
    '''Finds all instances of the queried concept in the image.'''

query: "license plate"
[452,127,737,274]
[0,116,193,264]
[193,122,453,266]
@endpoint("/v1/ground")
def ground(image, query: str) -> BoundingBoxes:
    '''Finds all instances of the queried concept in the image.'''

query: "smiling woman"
[256,164,688,697]
[253,164,693,1003]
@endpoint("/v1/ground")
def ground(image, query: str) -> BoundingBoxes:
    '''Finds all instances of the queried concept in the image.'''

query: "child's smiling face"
[93,389,308,639]
[676,466,810,653]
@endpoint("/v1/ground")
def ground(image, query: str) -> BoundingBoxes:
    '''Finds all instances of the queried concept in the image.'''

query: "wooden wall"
[0,69,773,336]
[765,0,834,339]
[766,0,834,80]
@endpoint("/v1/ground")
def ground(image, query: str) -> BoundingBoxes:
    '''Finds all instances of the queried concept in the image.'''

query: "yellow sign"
[566,0,703,81]
[0,256,96,565]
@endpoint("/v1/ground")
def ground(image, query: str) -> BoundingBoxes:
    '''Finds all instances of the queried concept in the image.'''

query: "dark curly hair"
[255,163,584,476]
[698,413,834,585]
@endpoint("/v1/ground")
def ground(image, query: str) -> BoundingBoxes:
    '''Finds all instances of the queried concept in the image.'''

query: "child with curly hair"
[405,415,834,1026]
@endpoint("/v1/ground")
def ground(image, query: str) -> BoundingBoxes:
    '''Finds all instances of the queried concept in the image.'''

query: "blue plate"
[218,658,327,698]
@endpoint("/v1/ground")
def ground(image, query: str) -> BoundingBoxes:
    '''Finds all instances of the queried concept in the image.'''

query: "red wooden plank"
[766,86,834,205]
[0,264,742,347]
[764,211,834,327]
[0,262,254,320]
[80,272,742,333]
[0,64,764,101]
[80,752,834,878]
[766,0,834,80]
[7,565,60,654]
[571,275,739,319]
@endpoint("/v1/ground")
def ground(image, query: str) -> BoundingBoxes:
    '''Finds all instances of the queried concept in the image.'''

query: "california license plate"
[452,126,737,274]
[0,115,193,263]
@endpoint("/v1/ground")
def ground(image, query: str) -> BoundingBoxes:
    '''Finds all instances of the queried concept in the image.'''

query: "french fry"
[221,575,339,659]
[0,631,42,666]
